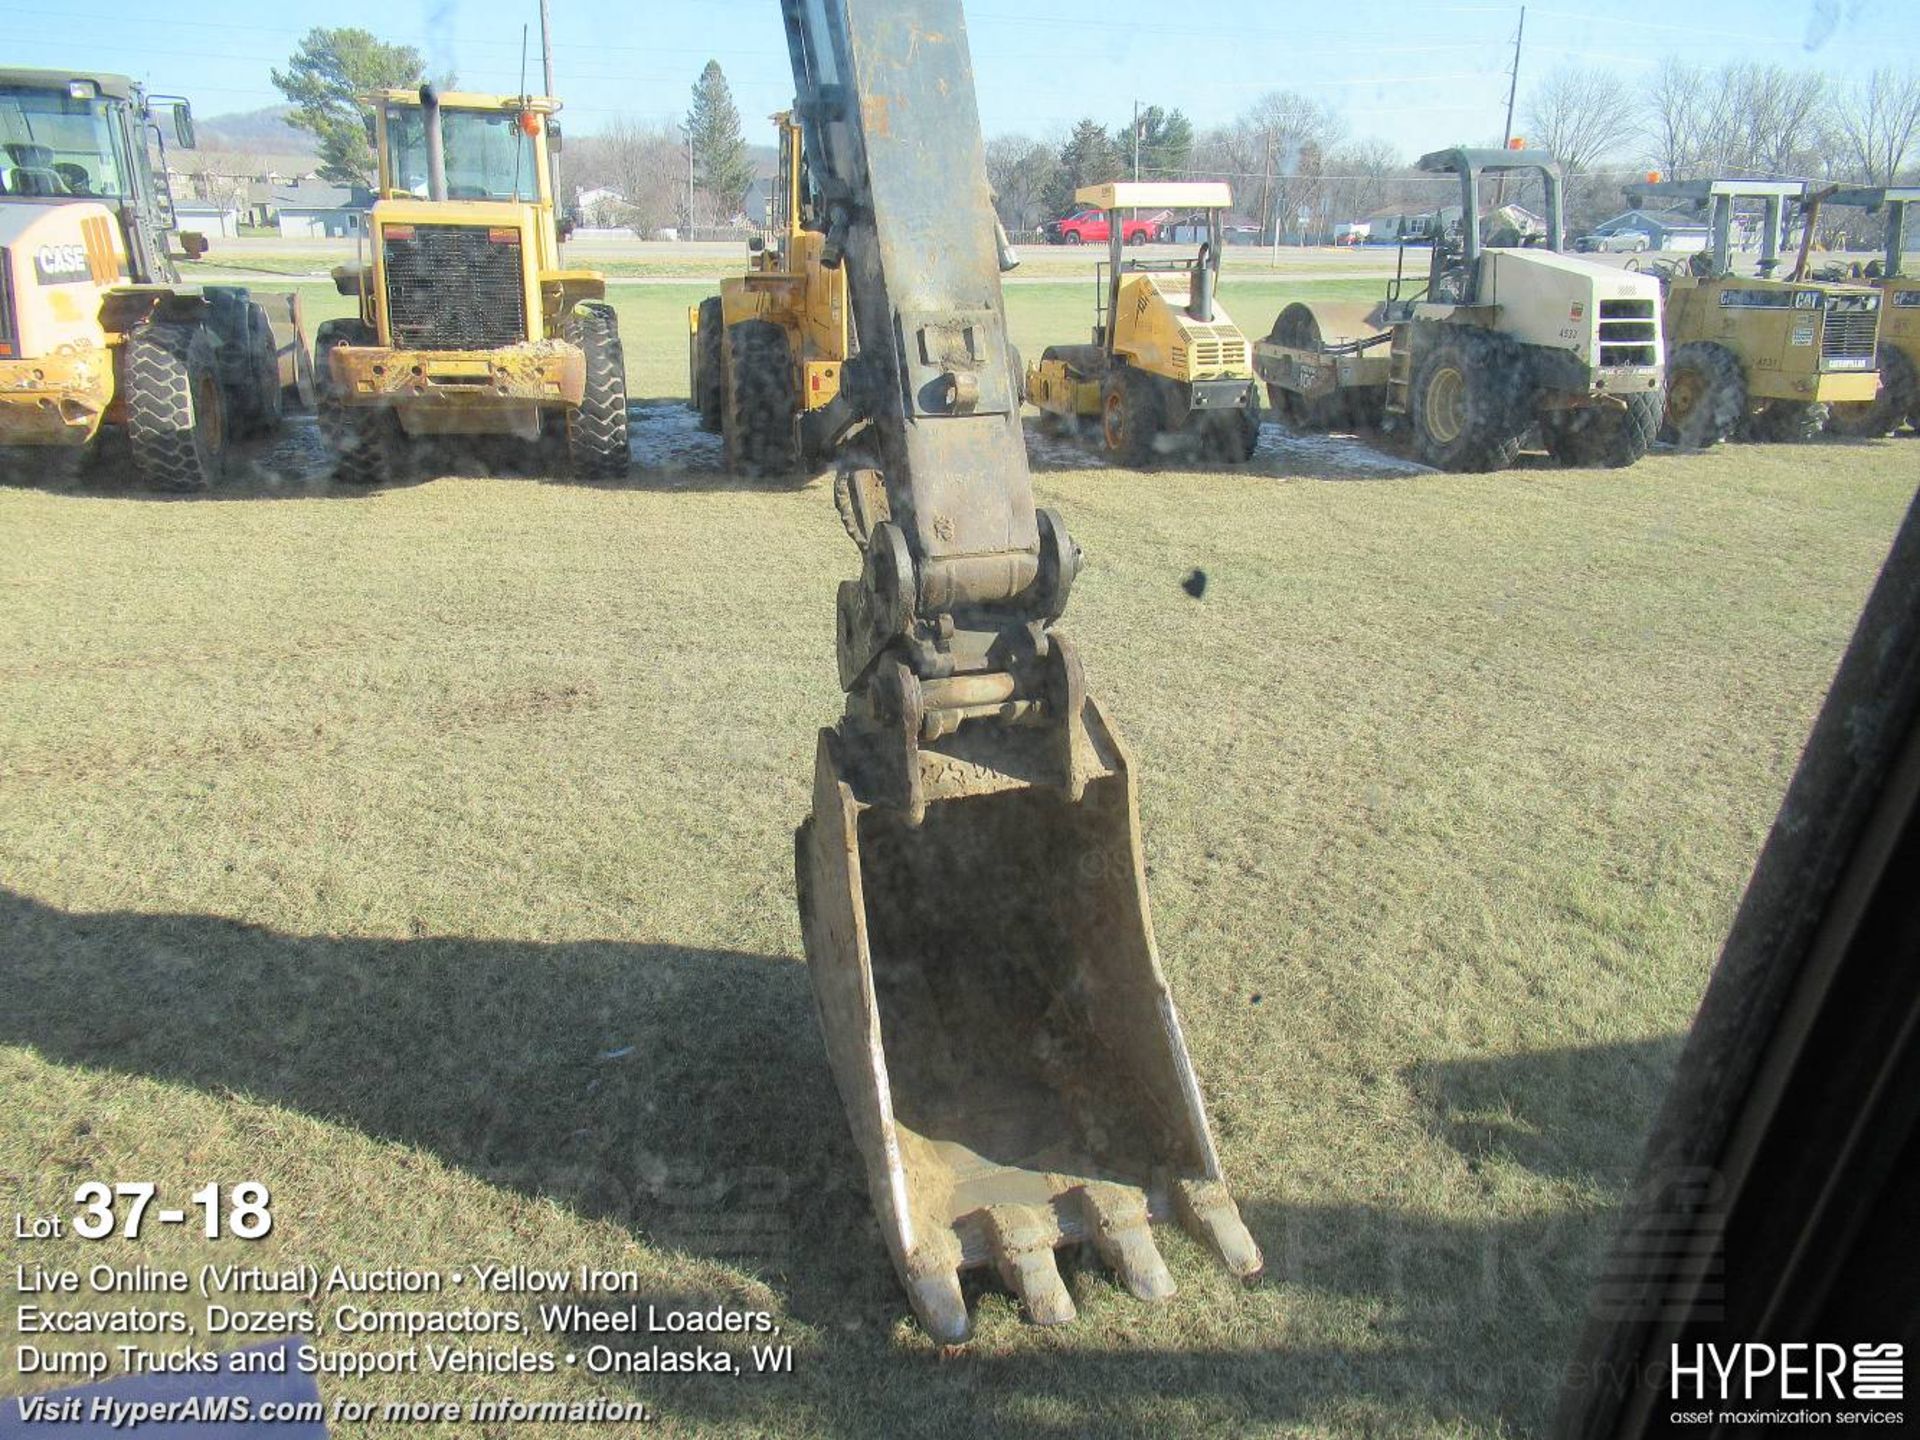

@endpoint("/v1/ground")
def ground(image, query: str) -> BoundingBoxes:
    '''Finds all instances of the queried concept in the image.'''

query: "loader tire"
[228,303,284,440]
[723,320,799,480]
[1743,399,1828,443]
[1826,345,1916,438]
[565,302,631,479]
[314,318,397,487]
[1408,327,1527,472]
[1100,365,1162,467]
[1541,391,1662,469]
[1661,341,1745,449]
[124,321,226,492]
[694,296,725,432]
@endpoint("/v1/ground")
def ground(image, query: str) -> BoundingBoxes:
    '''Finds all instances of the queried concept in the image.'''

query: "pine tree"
[1045,119,1122,220]
[272,28,427,186]
[685,61,755,227]
[1129,106,1194,180]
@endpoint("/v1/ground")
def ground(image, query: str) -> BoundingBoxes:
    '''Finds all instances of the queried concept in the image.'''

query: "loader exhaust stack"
[780,0,1261,1342]
[419,82,447,203]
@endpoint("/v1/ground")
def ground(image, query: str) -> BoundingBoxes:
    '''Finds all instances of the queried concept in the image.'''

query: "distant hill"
[197,105,316,161]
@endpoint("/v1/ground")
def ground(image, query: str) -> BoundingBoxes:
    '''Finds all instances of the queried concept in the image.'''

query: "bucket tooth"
[902,1256,971,1345]
[1074,1182,1176,1301]
[1175,1178,1264,1280]
[982,1205,1077,1326]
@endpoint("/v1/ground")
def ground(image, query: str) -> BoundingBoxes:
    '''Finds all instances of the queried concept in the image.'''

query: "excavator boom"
[782,0,1261,1342]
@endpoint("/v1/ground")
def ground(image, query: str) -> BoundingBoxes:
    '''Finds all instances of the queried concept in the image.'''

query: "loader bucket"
[795,698,1261,1342]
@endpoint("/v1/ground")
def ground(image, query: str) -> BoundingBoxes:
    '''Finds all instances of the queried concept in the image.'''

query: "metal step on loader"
[778,0,1262,1343]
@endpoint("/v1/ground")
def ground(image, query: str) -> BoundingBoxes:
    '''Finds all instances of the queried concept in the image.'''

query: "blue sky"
[9,0,1916,157]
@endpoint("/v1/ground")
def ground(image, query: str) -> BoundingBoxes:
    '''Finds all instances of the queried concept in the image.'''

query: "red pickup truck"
[1049,208,1158,245]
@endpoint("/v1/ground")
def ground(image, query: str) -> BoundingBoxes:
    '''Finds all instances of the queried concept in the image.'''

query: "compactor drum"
[778,0,1260,1341]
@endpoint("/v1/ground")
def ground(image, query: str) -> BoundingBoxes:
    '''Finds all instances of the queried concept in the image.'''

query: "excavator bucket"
[796,698,1262,1343]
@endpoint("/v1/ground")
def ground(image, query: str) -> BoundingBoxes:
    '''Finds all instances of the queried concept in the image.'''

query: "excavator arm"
[782,0,1261,1343]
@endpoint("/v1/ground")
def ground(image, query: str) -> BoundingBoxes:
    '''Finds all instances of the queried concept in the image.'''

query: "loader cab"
[757,110,820,272]
[0,69,191,285]
[373,90,554,210]
[1406,147,1567,312]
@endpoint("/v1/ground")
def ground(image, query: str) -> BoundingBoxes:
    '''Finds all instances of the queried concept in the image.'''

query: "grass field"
[2,281,1916,1437]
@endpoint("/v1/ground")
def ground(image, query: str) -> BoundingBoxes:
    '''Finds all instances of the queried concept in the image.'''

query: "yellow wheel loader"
[319,86,628,484]
[1822,186,1918,438]
[1255,148,1666,472]
[778,0,1261,1343]
[1025,182,1262,464]
[1621,178,1882,447]
[687,112,851,478]
[0,69,311,490]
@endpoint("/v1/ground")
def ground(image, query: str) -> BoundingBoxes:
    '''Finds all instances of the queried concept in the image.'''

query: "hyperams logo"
[1669,1342,1904,1427]
[34,243,92,284]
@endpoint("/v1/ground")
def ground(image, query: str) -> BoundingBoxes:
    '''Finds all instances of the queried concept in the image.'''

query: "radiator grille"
[1178,330,1249,374]
[1820,310,1877,367]
[383,224,526,350]
[1598,298,1659,368]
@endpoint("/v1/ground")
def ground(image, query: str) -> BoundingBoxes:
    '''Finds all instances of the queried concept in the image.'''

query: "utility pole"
[1501,5,1525,150]
[538,0,561,238]
[538,0,556,98]
[684,125,697,239]
[1496,5,1526,209]
[1132,99,1141,181]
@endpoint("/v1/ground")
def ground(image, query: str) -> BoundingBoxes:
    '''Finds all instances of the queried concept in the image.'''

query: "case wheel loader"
[776,0,1261,1343]
[1024,183,1262,465]
[1621,178,1883,448]
[0,69,311,490]
[688,112,851,479]
[319,86,628,484]
[1254,148,1666,473]
[1821,186,1919,438]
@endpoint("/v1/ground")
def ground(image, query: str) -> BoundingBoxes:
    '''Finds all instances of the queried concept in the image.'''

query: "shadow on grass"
[2,886,1646,1437]
[1405,1035,1687,1191]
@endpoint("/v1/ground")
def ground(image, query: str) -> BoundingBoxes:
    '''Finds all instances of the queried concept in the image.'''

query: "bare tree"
[1193,91,1345,239]
[984,134,1060,235]
[1524,64,1638,178]
[1833,65,1920,184]
[561,119,688,236]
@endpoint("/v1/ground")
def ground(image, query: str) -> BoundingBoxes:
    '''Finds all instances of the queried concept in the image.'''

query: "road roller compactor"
[1822,185,1918,438]
[1621,177,1883,447]
[1024,181,1263,464]
[778,0,1263,1342]
[1255,147,1667,472]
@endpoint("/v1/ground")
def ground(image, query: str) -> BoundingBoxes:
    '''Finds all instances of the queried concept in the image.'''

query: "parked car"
[1049,208,1157,245]
[1574,230,1651,253]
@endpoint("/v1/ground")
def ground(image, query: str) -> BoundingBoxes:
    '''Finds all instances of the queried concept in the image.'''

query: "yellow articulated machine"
[1256,149,1666,472]
[0,69,311,489]
[1823,186,1918,437]
[688,112,849,478]
[1026,182,1263,464]
[319,85,628,483]
[1621,178,1882,446]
